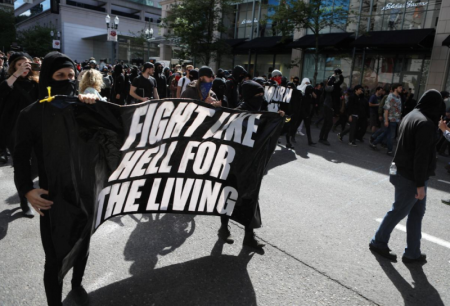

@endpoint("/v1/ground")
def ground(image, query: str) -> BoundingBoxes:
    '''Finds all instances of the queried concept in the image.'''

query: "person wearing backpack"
[176,65,193,98]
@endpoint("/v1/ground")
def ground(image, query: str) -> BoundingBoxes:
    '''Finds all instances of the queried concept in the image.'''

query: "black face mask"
[48,79,77,96]
[247,96,264,111]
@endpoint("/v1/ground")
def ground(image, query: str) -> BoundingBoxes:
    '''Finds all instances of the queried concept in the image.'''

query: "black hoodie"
[393,90,445,187]
[154,62,167,98]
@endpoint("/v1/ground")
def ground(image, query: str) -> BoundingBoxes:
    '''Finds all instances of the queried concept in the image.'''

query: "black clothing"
[131,74,157,100]
[225,77,240,108]
[319,106,334,141]
[0,66,6,83]
[212,78,228,107]
[111,65,126,105]
[0,78,39,150]
[293,86,314,143]
[393,90,444,187]
[327,74,344,115]
[154,63,167,98]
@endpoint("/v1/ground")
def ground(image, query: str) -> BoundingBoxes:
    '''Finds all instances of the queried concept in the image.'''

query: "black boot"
[218,225,234,244]
[20,196,34,218]
[291,136,297,144]
[243,230,265,249]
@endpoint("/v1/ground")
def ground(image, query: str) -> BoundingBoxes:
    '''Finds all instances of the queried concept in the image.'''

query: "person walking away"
[332,89,351,133]
[331,69,344,116]
[369,87,384,133]
[319,72,342,145]
[176,65,193,98]
[218,80,285,250]
[338,85,365,146]
[0,52,39,216]
[14,51,98,305]
[225,65,247,108]
[111,64,127,105]
[370,83,403,155]
[369,90,445,263]
[129,62,159,103]
[79,69,107,101]
[294,78,316,145]
[212,77,229,107]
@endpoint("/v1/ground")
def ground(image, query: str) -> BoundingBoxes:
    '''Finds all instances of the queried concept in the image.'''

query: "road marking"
[438,180,450,185]
[375,218,450,249]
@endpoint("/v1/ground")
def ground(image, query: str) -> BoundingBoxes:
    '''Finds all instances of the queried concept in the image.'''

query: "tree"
[17,24,56,57]
[267,0,353,85]
[161,0,236,66]
[0,8,16,52]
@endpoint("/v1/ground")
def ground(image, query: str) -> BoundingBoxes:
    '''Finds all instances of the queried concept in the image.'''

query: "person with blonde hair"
[79,68,106,101]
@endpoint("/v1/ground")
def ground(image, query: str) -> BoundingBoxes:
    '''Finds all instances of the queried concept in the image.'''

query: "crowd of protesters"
[0,49,450,305]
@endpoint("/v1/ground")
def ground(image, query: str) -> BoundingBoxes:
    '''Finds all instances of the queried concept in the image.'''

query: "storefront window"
[254,54,274,77]
[370,0,441,31]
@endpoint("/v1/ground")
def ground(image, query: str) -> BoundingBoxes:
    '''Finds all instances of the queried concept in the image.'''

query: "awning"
[288,33,353,49]
[221,38,248,48]
[235,36,292,50]
[442,35,450,47]
[351,29,435,48]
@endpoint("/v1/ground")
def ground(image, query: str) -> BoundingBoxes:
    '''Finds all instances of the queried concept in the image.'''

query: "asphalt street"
[1,125,449,306]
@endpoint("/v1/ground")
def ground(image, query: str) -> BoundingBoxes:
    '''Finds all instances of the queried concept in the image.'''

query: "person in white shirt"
[176,65,193,98]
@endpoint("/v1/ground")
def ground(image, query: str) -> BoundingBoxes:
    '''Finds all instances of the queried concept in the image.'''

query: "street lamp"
[145,27,154,61]
[106,15,120,63]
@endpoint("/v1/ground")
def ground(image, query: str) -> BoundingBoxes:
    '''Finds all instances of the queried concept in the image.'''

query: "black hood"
[39,52,77,100]
[232,65,247,79]
[415,89,445,125]
[212,78,226,100]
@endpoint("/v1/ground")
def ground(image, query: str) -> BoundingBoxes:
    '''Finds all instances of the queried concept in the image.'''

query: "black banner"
[93,99,284,230]
[42,98,283,279]
[264,85,302,113]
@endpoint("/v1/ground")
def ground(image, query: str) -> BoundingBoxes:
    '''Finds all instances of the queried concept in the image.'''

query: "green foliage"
[0,8,16,52]
[17,23,56,57]
[161,0,236,66]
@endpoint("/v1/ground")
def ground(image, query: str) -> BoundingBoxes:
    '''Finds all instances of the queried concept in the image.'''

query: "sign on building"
[107,29,118,42]
[52,40,61,49]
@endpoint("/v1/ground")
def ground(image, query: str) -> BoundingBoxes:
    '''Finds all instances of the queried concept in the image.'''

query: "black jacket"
[393,90,445,187]
[225,77,240,108]
[347,93,368,118]
[0,78,39,148]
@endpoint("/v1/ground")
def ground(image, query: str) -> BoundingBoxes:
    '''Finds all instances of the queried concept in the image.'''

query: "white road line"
[375,218,450,249]
[438,180,450,185]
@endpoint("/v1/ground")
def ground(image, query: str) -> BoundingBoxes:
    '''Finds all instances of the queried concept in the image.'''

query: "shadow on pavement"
[266,145,298,173]
[374,255,444,306]
[85,215,257,306]
[0,207,24,241]
[5,193,20,205]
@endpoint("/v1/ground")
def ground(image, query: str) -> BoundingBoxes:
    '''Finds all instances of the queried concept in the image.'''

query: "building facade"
[157,0,450,97]
[14,0,163,63]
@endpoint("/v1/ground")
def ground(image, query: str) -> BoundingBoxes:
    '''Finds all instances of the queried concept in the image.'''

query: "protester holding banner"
[129,62,159,103]
[218,80,284,249]
[319,70,343,145]
[0,52,39,216]
[226,65,247,108]
[212,77,229,107]
[13,51,97,306]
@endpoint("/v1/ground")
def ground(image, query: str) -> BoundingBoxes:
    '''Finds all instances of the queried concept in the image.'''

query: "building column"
[290,28,305,79]
[426,0,450,91]
[106,2,111,14]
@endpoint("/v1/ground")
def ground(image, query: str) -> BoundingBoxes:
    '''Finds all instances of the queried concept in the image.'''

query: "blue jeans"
[373,122,397,152]
[371,174,427,259]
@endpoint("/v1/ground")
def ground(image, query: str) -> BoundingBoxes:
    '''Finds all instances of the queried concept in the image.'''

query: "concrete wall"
[426,0,450,91]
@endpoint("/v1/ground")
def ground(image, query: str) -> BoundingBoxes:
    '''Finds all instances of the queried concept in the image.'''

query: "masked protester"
[181,66,221,106]
[169,72,181,98]
[0,52,39,215]
[225,65,247,108]
[370,90,445,263]
[293,78,316,146]
[271,69,283,85]
[212,78,228,107]
[218,80,284,250]
[13,51,97,306]
[154,62,167,99]
[216,68,226,81]
[111,64,127,105]
[292,76,300,88]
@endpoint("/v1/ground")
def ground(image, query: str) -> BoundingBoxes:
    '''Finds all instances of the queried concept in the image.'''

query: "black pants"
[341,115,358,143]
[333,113,348,132]
[292,115,313,143]
[40,214,89,306]
[356,117,368,141]
[319,106,334,141]
[220,216,252,233]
